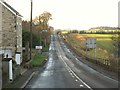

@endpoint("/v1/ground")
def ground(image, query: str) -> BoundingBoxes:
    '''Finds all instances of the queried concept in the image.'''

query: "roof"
[0,1,22,17]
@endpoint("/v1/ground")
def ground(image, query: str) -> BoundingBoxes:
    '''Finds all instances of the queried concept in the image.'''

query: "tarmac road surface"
[25,34,118,89]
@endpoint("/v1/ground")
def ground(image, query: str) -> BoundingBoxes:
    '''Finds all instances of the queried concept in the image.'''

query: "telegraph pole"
[30,0,33,60]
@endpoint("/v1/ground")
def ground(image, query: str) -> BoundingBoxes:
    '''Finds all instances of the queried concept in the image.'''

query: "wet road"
[25,34,118,89]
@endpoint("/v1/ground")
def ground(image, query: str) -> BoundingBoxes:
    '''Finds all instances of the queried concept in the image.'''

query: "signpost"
[86,38,96,48]
[86,38,96,62]
[35,46,42,50]
[35,46,42,54]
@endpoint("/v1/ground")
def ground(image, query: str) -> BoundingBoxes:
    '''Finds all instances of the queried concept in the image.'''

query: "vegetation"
[42,44,50,52]
[31,53,46,67]
[64,33,115,61]
[22,11,53,61]
[32,11,52,47]
[22,30,40,48]
[96,40,114,53]
[63,33,120,72]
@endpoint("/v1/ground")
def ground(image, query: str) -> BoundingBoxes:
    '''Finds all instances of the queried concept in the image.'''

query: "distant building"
[87,26,119,33]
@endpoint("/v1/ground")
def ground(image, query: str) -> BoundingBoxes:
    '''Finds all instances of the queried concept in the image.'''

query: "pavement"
[2,66,34,88]
[2,54,48,89]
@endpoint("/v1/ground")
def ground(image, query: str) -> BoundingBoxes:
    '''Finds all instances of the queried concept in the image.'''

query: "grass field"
[81,34,113,38]
[96,40,114,53]
[83,34,115,53]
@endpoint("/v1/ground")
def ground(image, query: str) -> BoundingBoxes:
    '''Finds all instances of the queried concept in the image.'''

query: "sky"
[4,0,120,30]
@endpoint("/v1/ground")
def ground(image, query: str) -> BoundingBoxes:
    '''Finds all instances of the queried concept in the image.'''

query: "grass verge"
[31,53,47,67]
[42,44,49,52]
[65,33,115,61]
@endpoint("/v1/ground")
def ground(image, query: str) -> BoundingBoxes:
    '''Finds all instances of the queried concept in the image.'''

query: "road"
[25,34,118,89]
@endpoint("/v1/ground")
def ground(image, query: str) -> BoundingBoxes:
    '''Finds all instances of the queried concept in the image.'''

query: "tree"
[22,30,30,47]
[33,11,52,29]
[22,30,40,48]
[33,11,52,47]
[40,11,52,29]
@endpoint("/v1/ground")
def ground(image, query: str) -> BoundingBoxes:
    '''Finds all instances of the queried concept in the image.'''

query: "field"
[65,33,116,64]
[83,34,115,53]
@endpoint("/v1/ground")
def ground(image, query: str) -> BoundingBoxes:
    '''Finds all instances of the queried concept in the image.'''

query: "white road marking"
[67,49,70,52]
[74,55,118,83]
[56,35,118,89]
[80,84,84,87]
[56,38,93,90]
[21,72,35,88]
[60,54,93,90]
[75,58,79,61]
[68,67,92,90]
[70,73,73,75]
[75,79,78,82]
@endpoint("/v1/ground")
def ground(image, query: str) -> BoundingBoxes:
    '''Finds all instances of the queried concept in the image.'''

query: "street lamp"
[30,0,33,60]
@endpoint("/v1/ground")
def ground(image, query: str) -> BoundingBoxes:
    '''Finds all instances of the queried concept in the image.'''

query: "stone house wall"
[1,4,22,62]
[16,16,22,62]
[0,1,22,86]
[0,3,2,48]
[2,4,16,59]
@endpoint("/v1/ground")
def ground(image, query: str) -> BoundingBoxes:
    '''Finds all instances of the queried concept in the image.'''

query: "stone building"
[0,1,22,85]
[0,1,22,63]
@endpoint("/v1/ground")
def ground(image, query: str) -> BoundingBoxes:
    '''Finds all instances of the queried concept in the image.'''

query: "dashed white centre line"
[58,43,93,90]
[75,58,79,61]
[80,85,84,87]
[75,79,78,82]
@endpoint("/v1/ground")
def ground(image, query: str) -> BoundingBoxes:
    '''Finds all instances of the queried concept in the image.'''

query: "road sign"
[86,38,96,48]
[35,46,42,50]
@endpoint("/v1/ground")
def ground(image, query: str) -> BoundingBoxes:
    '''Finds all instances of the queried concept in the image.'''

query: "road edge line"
[21,72,35,88]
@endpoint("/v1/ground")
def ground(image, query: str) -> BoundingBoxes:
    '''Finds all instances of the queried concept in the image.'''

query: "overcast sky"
[4,0,120,30]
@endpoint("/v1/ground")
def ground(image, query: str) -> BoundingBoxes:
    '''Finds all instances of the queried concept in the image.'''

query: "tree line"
[22,11,53,61]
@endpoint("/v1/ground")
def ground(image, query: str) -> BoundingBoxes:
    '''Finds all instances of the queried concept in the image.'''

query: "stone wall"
[16,16,22,63]
[2,61,9,85]
[2,5,17,58]
[16,16,22,52]
[0,3,2,48]
[0,3,2,89]
[0,2,22,86]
